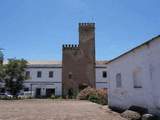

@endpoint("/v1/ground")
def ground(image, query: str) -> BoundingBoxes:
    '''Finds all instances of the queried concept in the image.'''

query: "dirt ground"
[0,99,126,120]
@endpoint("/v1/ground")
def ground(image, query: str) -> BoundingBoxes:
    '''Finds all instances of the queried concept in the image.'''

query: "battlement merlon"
[79,23,95,30]
[62,44,79,50]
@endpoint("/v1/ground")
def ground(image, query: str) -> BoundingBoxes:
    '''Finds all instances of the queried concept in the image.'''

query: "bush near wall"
[77,87,108,105]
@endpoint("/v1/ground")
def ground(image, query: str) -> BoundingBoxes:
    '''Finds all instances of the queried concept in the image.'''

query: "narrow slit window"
[116,73,122,88]
[68,72,72,79]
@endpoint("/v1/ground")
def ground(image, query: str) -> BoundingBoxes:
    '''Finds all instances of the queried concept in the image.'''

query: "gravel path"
[0,99,126,120]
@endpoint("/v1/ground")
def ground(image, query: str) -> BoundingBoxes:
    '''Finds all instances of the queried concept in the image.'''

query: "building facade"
[62,23,96,96]
[13,61,108,97]
[108,35,160,114]
[24,61,62,97]
[96,62,108,89]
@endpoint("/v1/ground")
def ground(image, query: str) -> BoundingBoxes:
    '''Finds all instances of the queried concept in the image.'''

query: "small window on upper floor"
[37,71,42,78]
[49,71,54,78]
[116,73,122,88]
[26,71,30,79]
[68,72,72,79]
[102,71,107,78]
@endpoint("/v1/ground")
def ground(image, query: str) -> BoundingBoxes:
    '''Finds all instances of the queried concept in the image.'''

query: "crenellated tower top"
[62,44,79,50]
[79,23,95,31]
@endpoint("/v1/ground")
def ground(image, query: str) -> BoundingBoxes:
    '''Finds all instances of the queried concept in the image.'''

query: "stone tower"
[62,23,95,97]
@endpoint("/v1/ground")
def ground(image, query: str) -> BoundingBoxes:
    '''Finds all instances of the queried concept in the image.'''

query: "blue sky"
[0,0,160,61]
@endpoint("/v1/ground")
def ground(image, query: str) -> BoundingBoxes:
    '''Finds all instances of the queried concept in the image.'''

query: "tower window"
[49,71,54,78]
[68,72,72,79]
[102,71,107,78]
[37,71,42,78]
[116,73,122,88]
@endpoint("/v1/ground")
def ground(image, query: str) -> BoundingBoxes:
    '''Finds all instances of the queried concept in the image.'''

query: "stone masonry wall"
[62,23,96,96]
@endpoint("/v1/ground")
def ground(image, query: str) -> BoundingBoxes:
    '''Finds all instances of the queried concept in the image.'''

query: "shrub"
[50,94,55,99]
[77,87,108,105]
[96,88,108,105]
[76,87,96,100]
[55,96,62,99]
[88,93,100,104]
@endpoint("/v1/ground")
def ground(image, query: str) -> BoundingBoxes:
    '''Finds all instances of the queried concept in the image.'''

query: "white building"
[22,61,108,97]
[96,63,108,89]
[24,61,62,97]
[108,35,160,114]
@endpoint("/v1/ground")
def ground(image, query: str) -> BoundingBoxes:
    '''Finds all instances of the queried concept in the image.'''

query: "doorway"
[68,88,73,99]
[46,88,55,97]
[36,88,41,98]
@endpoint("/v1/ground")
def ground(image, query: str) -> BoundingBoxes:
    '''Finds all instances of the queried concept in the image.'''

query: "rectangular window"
[49,71,54,78]
[102,71,107,78]
[24,88,29,91]
[26,71,30,78]
[37,71,42,78]
[133,68,142,88]
[116,73,122,88]
[68,72,72,79]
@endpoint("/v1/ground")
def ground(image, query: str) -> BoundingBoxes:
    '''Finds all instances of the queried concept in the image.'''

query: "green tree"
[3,59,27,97]
[0,50,4,89]
[0,49,4,65]
[0,65,4,81]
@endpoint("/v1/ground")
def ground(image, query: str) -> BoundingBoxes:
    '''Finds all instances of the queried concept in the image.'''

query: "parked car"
[0,92,13,99]
[18,91,34,99]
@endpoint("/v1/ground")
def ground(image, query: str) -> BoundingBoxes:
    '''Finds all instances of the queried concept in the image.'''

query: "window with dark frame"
[102,71,107,78]
[37,71,42,78]
[49,71,54,78]
[26,71,30,78]
[24,88,29,91]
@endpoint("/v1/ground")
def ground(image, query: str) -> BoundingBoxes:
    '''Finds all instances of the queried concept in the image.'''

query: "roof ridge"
[108,34,160,64]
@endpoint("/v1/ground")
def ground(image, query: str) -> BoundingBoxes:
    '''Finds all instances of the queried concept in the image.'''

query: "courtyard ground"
[0,99,126,120]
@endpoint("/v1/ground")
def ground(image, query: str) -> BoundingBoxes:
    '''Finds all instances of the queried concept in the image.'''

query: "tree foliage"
[2,59,27,96]
[0,65,4,81]
[0,50,3,65]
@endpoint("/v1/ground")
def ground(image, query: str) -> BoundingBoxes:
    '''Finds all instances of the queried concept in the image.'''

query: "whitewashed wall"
[95,65,108,89]
[24,82,62,96]
[24,65,62,96]
[148,38,160,114]
[26,66,62,82]
[108,37,160,114]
